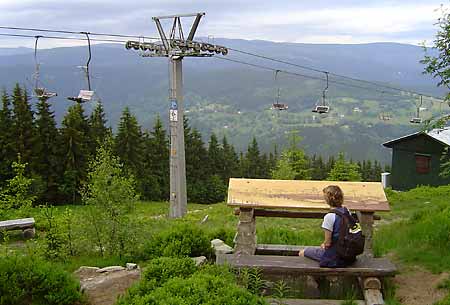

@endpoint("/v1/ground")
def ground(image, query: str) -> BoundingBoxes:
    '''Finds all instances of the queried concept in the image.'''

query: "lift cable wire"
[0,26,444,101]
[0,26,159,40]
[214,56,410,96]
[0,32,130,44]
[226,47,444,101]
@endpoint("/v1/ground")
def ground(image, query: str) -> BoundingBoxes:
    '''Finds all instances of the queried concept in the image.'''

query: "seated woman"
[298,185,354,267]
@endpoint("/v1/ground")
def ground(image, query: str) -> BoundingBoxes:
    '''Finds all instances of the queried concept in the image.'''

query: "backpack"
[332,208,365,262]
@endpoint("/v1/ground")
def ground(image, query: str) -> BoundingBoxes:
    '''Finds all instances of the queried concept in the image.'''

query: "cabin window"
[415,154,431,174]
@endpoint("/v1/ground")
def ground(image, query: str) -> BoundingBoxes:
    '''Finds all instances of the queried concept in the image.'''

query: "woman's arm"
[321,229,333,249]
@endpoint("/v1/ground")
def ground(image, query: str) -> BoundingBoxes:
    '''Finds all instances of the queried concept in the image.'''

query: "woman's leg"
[301,247,325,262]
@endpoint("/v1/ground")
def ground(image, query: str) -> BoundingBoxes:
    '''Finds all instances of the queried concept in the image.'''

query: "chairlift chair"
[312,72,330,114]
[410,95,423,124]
[312,105,330,114]
[33,36,57,99]
[67,32,94,103]
[271,70,289,111]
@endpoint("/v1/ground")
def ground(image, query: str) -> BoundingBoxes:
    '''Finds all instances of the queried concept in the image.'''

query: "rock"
[75,266,141,305]
[22,228,35,239]
[126,263,138,270]
[211,238,233,254]
[192,256,207,266]
[74,266,100,278]
[96,266,125,273]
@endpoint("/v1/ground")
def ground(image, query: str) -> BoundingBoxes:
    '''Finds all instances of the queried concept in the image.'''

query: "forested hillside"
[0,40,445,162]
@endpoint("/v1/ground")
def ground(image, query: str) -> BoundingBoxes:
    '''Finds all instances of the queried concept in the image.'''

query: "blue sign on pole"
[170,99,178,110]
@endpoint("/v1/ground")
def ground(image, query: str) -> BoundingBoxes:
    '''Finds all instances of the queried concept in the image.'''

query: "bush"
[118,259,267,305]
[140,223,212,260]
[0,254,83,305]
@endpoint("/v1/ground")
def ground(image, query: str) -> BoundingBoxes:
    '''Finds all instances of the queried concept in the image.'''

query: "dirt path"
[394,267,448,305]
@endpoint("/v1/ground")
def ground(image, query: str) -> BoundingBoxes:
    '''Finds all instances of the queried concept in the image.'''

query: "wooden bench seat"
[0,218,36,238]
[267,299,365,305]
[217,254,397,277]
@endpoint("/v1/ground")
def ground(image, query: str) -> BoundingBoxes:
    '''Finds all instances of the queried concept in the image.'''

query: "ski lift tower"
[125,13,228,218]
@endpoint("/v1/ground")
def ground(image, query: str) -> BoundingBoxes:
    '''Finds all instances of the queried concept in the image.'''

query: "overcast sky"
[0,0,446,48]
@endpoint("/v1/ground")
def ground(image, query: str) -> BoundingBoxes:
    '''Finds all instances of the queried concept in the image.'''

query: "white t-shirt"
[321,213,336,232]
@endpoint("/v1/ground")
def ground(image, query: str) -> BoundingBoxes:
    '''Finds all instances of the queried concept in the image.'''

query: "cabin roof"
[383,128,450,148]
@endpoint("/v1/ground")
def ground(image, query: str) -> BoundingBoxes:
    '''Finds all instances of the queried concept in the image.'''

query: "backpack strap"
[332,208,357,224]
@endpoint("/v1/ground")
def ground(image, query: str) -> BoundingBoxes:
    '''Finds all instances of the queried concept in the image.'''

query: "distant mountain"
[0,39,445,163]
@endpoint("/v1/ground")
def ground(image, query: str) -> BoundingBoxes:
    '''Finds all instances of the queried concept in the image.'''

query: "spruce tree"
[11,84,35,168]
[0,90,15,183]
[327,153,362,181]
[221,136,239,183]
[88,101,108,151]
[244,137,261,178]
[60,103,90,203]
[142,115,169,200]
[34,96,61,202]
[114,107,145,192]
[207,133,222,177]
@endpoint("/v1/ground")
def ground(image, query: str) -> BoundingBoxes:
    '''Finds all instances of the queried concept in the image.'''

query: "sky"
[0,0,446,48]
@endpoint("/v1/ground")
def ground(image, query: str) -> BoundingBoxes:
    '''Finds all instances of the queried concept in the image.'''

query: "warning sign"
[169,109,178,122]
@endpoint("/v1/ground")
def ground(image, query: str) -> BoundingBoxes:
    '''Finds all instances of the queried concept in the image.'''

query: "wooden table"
[228,178,390,257]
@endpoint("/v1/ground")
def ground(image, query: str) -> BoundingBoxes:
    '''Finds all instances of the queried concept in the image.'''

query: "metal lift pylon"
[125,13,228,218]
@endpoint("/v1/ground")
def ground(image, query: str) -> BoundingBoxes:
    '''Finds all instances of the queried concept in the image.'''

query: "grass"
[3,185,450,304]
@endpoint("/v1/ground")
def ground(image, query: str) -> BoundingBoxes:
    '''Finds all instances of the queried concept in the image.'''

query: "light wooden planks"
[217,254,397,277]
[0,218,35,230]
[228,179,390,212]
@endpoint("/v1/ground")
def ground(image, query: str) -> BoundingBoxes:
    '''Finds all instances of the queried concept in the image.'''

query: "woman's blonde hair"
[323,185,344,207]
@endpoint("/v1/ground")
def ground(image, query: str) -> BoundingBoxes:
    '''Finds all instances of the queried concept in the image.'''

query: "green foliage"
[0,90,15,184]
[0,254,83,305]
[272,280,290,304]
[83,137,138,257]
[0,155,35,219]
[375,185,450,272]
[140,223,212,260]
[40,205,66,260]
[327,153,362,181]
[272,153,297,180]
[60,103,90,203]
[118,259,266,305]
[120,257,198,302]
[34,96,61,203]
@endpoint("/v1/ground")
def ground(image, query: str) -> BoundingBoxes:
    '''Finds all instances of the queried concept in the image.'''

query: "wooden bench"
[225,179,394,305]
[218,253,396,305]
[0,218,36,239]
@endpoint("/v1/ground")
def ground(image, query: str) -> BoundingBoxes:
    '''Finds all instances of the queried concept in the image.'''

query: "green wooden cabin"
[383,128,450,190]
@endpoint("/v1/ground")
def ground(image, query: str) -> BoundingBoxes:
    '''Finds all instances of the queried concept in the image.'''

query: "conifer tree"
[11,84,35,168]
[327,153,362,181]
[0,90,15,183]
[244,137,261,178]
[34,96,61,202]
[207,133,222,177]
[142,116,169,200]
[114,107,145,183]
[221,136,239,183]
[88,101,108,151]
[60,103,90,203]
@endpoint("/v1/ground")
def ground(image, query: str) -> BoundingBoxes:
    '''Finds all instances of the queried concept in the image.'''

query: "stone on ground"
[211,238,233,254]
[192,256,207,266]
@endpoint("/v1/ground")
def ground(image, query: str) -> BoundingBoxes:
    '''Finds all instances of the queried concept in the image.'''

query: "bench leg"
[22,228,35,239]
[234,208,256,255]
[361,277,384,305]
[357,212,374,258]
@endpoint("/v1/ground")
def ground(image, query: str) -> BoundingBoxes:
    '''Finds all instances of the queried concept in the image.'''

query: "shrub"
[0,254,83,305]
[118,257,197,304]
[118,261,267,305]
[140,223,212,260]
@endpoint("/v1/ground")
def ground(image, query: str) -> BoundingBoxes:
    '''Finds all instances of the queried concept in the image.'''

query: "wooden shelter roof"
[227,178,390,212]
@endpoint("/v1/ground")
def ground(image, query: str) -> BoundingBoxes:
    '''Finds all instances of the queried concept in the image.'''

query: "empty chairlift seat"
[68,90,94,103]
[312,105,329,114]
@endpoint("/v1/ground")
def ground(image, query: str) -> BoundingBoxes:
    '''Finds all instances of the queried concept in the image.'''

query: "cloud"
[0,0,444,48]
